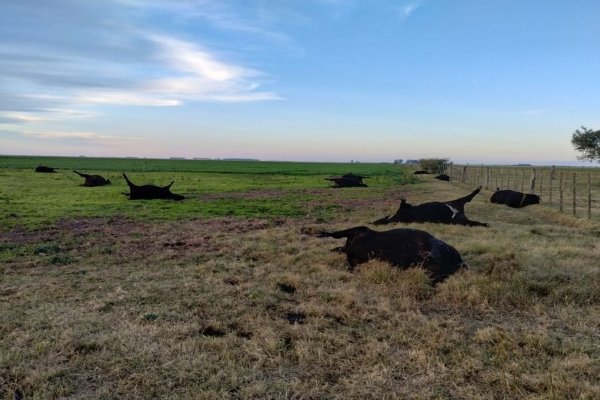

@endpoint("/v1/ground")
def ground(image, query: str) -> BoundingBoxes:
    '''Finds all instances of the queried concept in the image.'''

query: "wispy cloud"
[0,113,44,124]
[0,0,281,124]
[18,130,135,144]
[400,2,423,18]
[142,34,280,102]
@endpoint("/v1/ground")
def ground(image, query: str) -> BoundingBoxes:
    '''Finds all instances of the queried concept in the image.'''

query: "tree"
[571,126,600,162]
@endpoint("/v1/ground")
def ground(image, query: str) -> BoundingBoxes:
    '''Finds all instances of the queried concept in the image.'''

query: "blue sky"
[1,0,599,164]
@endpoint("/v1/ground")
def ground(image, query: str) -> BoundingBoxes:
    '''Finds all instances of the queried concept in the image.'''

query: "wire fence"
[445,164,600,220]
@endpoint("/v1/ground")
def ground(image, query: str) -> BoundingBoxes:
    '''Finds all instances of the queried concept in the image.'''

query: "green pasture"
[0,156,416,229]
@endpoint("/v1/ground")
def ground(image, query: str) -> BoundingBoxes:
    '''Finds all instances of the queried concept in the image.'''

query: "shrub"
[418,158,449,173]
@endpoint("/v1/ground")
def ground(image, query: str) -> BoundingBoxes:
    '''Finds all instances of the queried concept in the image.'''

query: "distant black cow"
[413,170,429,175]
[374,186,487,227]
[318,226,467,284]
[325,173,368,188]
[490,189,540,208]
[123,173,184,200]
[73,170,111,187]
[435,174,450,181]
[35,165,57,173]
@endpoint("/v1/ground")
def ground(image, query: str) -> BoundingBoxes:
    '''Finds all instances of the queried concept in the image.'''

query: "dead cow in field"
[318,226,467,284]
[325,173,368,188]
[35,165,57,173]
[123,173,184,200]
[374,186,487,227]
[435,174,450,181]
[490,189,540,208]
[73,170,111,187]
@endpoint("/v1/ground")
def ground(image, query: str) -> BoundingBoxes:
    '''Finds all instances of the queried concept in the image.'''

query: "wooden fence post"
[559,172,563,211]
[513,169,518,190]
[494,169,498,190]
[485,167,490,189]
[539,169,543,201]
[549,168,553,205]
[572,173,577,216]
[588,173,592,219]
[529,168,536,194]
[500,168,504,189]
[521,169,525,193]
[461,166,467,183]
[550,165,556,180]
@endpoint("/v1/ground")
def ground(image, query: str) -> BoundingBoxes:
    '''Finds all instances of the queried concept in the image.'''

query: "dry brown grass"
[1,180,599,399]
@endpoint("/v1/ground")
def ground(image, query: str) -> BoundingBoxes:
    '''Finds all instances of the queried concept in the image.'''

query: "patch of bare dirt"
[0,216,275,260]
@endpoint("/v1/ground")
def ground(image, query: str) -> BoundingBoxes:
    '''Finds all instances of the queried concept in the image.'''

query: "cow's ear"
[400,198,410,209]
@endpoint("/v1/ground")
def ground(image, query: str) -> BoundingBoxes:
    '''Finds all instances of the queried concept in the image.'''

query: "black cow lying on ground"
[374,186,488,227]
[123,173,184,200]
[413,170,429,174]
[490,189,540,208]
[35,165,57,173]
[73,170,111,187]
[435,174,450,181]
[325,173,368,188]
[318,226,467,284]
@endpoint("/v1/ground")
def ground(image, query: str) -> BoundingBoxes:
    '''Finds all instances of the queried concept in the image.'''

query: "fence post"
[461,166,467,183]
[539,169,543,201]
[559,172,563,211]
[588,173,592,219]
[513,169,518,190]
[551,165,556,180]
[529,168,536,194]
[500,168,504,189]
[521,169,525,193]
[485,167,490,189]
[572,173,577,216]
[494,169,498,190]
[549,168,553,205]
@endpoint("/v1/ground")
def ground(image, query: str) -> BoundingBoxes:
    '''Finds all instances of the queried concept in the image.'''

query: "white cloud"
[0,0,281,124]
[76,91,182,107]
[148,34,250,81]
[401,2,422,18]
[19,130,135,143]
[0,113,44,123]
[134,33,281,103]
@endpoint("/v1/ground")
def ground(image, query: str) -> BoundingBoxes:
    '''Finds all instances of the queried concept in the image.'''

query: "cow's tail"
[454,186,482,205]
[317,226,371,239]
[73,170,87,178]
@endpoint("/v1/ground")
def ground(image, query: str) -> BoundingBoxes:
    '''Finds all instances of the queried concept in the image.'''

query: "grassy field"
[1,157,599,399]
[0,156,414,230]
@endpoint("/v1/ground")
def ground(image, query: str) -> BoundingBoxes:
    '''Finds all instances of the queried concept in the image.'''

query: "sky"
[1,0,600,164]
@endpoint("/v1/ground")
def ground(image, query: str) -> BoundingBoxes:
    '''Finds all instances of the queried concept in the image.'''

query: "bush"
[418,158,449,173]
